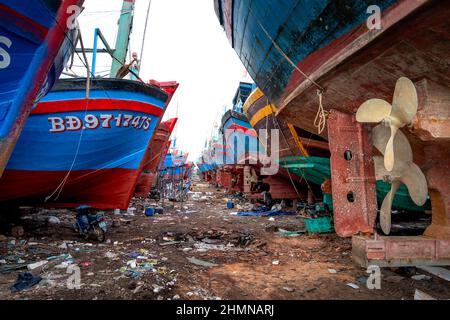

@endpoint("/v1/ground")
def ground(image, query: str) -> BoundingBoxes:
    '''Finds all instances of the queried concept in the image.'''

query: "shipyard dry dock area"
[1,180,450,300]
[1,0,450,303]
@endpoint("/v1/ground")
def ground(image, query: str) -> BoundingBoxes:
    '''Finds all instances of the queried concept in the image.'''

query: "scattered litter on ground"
[186,257,218,267]
[346,283,359,289]
[275,228,303,237]
[27,260,48,273]
[0,264,28,274]
[1,180,449,300]
[237,210,296,217]
[81,262,94,267]
[193,242,237,252]
[10,272,42,293]
[328,268,337,274]
[183,210,199,214]
[160,241,181,246]
[58,243,68,249]
[47,217,61,225]
[105,252,118,259]
[411,274,431,281]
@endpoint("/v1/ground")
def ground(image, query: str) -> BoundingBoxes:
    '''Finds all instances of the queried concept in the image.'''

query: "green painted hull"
[279,156,431,212]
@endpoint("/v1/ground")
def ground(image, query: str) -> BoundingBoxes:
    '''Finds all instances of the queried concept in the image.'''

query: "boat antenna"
[139,0,152,71]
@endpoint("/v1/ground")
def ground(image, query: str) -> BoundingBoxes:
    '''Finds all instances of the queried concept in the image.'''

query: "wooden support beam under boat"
[298,137,329,151]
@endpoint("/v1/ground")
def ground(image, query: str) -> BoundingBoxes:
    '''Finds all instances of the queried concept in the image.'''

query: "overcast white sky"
[73,0,251,161]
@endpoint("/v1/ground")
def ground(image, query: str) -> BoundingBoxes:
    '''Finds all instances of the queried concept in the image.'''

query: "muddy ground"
[1,179,449,300]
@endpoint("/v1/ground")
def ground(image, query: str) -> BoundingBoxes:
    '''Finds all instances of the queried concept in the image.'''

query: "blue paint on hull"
[6,80,167,172]
[216,0,398,104]
[0,0,81,174]
[222,113,260,165]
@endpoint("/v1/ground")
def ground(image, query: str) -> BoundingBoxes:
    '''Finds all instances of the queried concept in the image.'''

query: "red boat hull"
[1,168,138,209]
[135,172,156,198]
[135,118,177,197]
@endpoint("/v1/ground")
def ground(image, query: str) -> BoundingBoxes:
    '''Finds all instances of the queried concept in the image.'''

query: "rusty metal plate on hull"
[327,110,377,237]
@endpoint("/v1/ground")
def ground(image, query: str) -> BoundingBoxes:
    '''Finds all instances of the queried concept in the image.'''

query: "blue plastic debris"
[128,252,141,259]
[145,208,155,217]
[10,272,42,293]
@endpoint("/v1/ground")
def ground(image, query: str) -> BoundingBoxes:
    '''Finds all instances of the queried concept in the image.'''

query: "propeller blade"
[391,129,413,163]
[399,163,428,206]
[384,125,399,172]
[372,125,413,163]
[373,156,389,181]
[391,77,418,125]
[356,99,392,123]
[372,125,390,155]
[380,179,401,235]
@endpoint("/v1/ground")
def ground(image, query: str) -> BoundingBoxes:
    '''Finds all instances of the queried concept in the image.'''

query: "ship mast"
[110,0,135,77]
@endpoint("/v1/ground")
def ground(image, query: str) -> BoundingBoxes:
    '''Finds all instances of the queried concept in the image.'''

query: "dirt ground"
[1,178,449,300]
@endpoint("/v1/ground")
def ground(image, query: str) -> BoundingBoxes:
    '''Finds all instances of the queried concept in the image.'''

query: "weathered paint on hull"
[243,87,330,159]
[135,118,178,197]
[0,0,85,177]
[215,0,399,106]
[215,0,449,160]
[0,79,169,209]
[221,109,260,165]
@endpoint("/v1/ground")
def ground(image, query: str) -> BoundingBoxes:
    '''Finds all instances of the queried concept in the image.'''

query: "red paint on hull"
[135,173,156,197]
[226,124,257,137]
[0,168,139,209]
[135,119,177,197]
[34,99,164,116]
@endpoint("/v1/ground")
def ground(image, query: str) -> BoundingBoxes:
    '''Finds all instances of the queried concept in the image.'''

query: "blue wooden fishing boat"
[0,78,171,209]
[215,0,402,111]
[0,0,84,176]
[220,82,260,166]
[160,149,190,181]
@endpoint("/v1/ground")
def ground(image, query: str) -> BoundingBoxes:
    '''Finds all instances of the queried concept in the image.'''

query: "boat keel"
[327,110,377,237]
